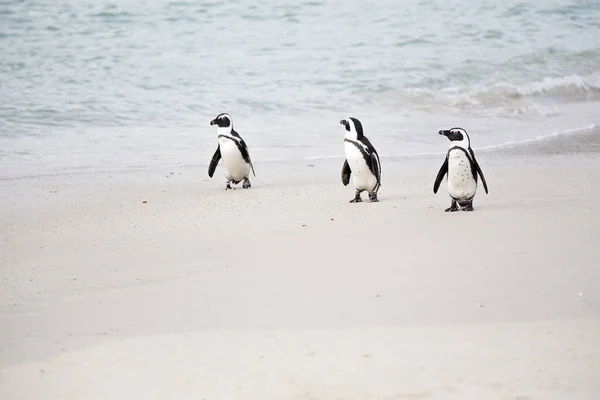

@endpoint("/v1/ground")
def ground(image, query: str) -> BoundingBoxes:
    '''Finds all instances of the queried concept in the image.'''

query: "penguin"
[208,113,256,189]
[340,117,382,203]
[433,127,488,211]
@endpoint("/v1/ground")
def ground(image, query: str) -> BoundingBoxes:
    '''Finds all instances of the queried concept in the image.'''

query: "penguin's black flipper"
[469,148,488,194]
[240,140,255,177]
[231,129,256,177]
[341,159,351,186]
[474,161,488,194]
[208,146,221,178]
[370,152,381,187]
[433,155,449,194]
[246,155,256,177]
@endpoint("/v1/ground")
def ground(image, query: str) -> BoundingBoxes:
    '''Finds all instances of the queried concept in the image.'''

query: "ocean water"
[1,0,599,179]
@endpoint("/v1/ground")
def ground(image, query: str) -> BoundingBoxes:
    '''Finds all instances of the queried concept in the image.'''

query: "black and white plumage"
[433,127,488,212]
[208,113,256,189]
[340,117,382,203]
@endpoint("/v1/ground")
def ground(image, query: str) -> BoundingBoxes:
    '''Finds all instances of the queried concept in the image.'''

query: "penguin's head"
[210,113,232,130]
[340,117,364,139]
[439,127,470,149]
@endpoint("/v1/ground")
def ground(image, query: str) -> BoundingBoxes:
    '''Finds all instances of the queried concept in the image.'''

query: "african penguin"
[340,117,382,203]
[208,113,256,189]
[433,127,488,211]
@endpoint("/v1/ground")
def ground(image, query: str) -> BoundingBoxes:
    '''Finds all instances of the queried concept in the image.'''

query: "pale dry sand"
[1,132,600,399]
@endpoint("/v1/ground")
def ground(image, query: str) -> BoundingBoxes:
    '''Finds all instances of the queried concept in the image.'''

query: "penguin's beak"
[210,119,216,126]
[439,130,450,136]
[340,119,347,126]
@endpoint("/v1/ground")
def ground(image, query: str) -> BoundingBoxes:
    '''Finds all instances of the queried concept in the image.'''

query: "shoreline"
[1,122,598,183]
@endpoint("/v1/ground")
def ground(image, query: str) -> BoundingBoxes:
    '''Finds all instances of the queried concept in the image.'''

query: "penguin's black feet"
[369,192,379,203]
[462,200,474,211]
[225,181,232,190]
[445,200,459,212]
[349,191,362,203]
[242,178,251,189]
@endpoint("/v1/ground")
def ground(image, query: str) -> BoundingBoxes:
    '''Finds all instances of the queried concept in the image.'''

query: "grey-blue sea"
[1,0,599,179]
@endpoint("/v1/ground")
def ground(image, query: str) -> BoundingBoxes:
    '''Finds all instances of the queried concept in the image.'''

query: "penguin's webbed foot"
[445,200,459,212]
[225,181,232,190]
[242,178,251,189]
[369,192,379,203]
[462,200,474,211]
[349,191,362,203]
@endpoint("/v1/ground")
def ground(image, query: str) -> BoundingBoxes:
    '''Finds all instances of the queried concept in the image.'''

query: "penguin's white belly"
[218,137,250,182]
[447,149,477,203]
[345,141,377,191]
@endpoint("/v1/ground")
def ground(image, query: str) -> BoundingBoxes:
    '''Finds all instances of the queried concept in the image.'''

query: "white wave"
[440,73,600,104]
[378,73,600,116]
[498,103,561,118]
[496,73,600,98]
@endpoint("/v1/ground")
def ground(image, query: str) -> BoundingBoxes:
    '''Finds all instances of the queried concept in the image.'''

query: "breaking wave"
[377,73,600,117]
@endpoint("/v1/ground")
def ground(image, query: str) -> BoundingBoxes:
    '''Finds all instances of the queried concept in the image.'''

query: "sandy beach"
[1,131,600,399]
